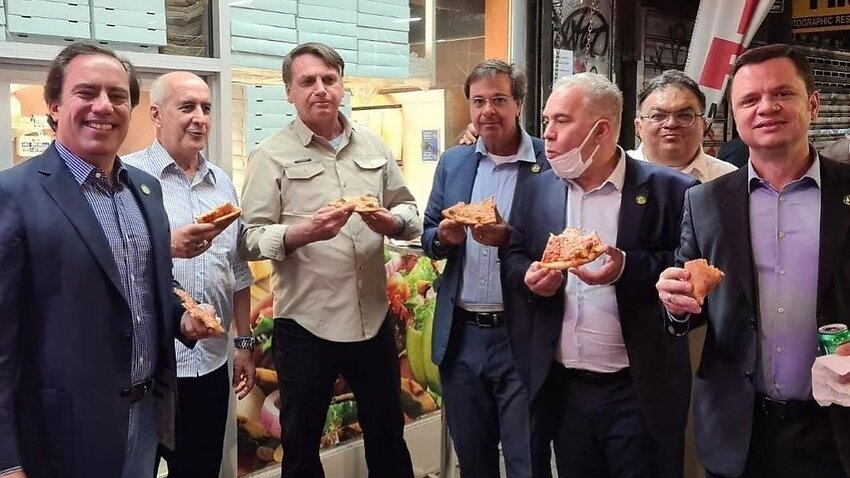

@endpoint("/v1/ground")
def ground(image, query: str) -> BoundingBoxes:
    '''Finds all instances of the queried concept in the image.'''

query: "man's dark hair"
[463,59,527,103]
[637,70,706,113]
[282,42,345,87]
[43,42,140,131]
[731,43,816,95]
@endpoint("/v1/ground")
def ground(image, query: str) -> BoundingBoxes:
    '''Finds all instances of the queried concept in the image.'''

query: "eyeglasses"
[469,96,515,109]
[639,110,702,127]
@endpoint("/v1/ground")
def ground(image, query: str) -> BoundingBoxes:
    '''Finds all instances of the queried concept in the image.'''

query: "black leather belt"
[756,394,823,420]
[561,366,631,384]
[455,307,504,327]
[121,379,153,404]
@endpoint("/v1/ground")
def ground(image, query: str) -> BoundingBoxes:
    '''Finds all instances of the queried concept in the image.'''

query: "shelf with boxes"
[2,0,166,52]
[230,0,412,80]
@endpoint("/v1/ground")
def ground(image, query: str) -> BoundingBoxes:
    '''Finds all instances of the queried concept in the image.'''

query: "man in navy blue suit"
[502,72,695,478]
[0,43,217,478]
[421,59,546,477]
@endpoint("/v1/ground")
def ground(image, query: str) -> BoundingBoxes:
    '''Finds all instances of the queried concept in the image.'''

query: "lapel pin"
[140,184,151,195]
[636,194,647,205]
[531,164,541,173]
[843,195,850,206]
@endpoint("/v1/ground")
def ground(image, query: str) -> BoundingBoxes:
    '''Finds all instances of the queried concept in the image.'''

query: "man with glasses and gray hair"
[629,70,737,182]
[422,59,546,478]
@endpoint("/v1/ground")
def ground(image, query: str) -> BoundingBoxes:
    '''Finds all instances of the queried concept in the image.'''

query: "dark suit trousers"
[272,318,414,478]
[706,397,845,478]
[157,362,229,478]
[531,362,661,478]
[440,320,533,478]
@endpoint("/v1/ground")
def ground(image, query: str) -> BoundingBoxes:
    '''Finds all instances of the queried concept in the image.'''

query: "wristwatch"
[233,335,255,350]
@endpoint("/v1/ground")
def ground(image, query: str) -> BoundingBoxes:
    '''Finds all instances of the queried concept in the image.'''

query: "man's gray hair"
[551,72,623,137]
[149,74,169,106]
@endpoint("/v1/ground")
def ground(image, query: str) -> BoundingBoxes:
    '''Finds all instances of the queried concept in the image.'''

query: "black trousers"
[157,362,229,478]
[273,318,413,478]
[706,398,845,478]
[530,363,669,478]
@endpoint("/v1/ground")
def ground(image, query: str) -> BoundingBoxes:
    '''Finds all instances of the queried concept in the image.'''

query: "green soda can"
[818,324,850,355]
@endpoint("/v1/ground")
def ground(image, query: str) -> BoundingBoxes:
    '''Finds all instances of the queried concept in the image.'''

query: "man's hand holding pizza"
[525,261,565,297]
[471,208,510,247]
[171,222,218,258]
[569,244,624,286]
[437,218,466,246]
[656,267,702,316]
[360,208,404,237]
[284,204,355,252]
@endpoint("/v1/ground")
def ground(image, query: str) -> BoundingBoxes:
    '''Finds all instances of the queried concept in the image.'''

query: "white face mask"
[548,121,602,180]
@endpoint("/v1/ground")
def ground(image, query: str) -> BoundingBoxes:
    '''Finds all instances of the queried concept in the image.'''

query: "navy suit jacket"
[501,155,697,443]
[0,146,186,478]
[421,137,546,365]
[668,157,850,476]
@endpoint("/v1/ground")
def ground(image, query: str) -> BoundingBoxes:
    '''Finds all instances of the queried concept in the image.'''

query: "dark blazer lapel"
[817,159,850,313]
[457,149,480,203]
[542,173,567,236]
[38,147,125,299]
[616,156,648,251]
[722,169,758,312]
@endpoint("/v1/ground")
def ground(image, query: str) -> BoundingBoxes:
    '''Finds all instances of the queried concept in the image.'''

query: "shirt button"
[779,268,786,275]
[778,231,786,239]
[136,316,142,324]
[139,357,145,364]
[776,346,783,353]
[779,196,786,202]
[778,307,785,314]
[482,250,489,256]
[95,172,102,179]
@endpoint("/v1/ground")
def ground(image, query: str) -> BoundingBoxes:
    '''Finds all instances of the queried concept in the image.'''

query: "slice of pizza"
[442,197,498,226]
[196,202,242,227]
[174,288,225,334]
[539,227,605,270]
[684,259,724,305]
[328,195,382,212]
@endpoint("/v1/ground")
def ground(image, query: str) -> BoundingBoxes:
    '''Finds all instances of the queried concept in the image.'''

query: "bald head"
[149,71,211,162]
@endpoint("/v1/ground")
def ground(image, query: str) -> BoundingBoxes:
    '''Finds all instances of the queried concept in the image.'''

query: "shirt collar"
[292,113,353,147]
[149,139,215,185]
[55,140,128,186]
[474,128,537,164]
[747,146,821,193]
[633,143,708,179]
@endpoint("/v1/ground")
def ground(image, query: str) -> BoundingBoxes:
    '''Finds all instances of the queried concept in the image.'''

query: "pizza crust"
[328,195,382,212]
[174,288,225,334]
[196,202,242,227]
[442,197,498,225]
[540,228,606,271]
[684,259,724,305]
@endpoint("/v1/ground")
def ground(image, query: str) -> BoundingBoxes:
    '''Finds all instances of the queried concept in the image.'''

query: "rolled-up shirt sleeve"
[239,148,289,262]
[382,147,422,240]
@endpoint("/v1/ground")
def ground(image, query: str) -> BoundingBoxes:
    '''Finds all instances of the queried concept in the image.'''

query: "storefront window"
[2,0,212,57]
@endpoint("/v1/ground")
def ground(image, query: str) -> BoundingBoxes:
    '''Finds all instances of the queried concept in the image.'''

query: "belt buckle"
[475,312,496,328]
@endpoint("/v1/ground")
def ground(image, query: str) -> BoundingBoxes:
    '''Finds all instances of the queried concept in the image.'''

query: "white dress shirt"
[558,148,629,372]
[124,141,254,377]
[627,144,737,182]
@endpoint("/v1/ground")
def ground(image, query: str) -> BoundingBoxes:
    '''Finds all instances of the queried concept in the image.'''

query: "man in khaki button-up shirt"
[239,42,419,477]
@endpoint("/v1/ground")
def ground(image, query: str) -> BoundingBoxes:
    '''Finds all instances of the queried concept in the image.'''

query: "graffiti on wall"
[553,0,612,75]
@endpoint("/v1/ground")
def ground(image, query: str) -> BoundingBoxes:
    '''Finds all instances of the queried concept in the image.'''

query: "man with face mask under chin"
[501,73,698,478]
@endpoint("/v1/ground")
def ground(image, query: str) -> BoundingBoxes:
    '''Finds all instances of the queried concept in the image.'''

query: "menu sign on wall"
[792,0,850,33]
